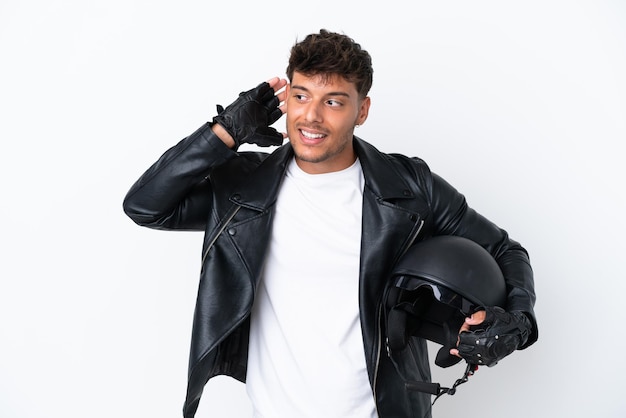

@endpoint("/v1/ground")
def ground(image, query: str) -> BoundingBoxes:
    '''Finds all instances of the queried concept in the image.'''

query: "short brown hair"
[286,29,373,99]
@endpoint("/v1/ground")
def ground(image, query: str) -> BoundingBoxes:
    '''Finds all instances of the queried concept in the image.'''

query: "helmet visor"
[392,275,481,317]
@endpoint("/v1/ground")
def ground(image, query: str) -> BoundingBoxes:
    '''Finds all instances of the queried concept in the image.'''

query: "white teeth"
[301,130,324,139]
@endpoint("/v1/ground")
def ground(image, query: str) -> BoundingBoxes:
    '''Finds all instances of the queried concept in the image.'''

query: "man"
[123,29,537,418]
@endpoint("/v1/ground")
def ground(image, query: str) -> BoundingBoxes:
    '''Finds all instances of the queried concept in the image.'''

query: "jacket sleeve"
[123,122,237,231]
[429,172,538,348]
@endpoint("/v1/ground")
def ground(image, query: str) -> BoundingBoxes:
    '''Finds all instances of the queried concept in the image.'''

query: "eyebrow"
[291,84,352,99]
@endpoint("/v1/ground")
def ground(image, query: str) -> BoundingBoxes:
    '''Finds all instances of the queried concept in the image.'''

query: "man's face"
[285,72,370,174]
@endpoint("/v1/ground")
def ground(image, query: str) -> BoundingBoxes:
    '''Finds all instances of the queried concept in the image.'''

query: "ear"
[357,96,371,125]
[284,83,291,111]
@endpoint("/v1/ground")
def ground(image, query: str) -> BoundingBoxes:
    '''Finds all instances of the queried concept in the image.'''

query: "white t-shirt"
[246,157,377,418]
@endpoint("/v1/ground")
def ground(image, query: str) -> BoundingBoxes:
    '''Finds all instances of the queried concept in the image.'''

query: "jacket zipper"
[201,205,241,269]
[372,218,424,409]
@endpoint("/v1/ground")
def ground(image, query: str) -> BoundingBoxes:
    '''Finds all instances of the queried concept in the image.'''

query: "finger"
[265,95,280,110]
[466,310,487,325]
[266,76,280,86]
[262,79,287,105]
[275,88,287,104]
[274,78,288,92]
[267,77,287,91]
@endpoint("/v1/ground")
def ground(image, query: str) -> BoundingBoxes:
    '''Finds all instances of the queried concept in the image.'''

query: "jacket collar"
[353,137,415,201]
[232,137,414,210]
[230,143,293,211]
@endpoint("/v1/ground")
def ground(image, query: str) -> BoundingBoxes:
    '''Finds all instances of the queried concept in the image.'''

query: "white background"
[1,0,625,417]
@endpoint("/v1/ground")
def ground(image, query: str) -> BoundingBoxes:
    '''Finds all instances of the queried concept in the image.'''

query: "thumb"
[249,127,284,147]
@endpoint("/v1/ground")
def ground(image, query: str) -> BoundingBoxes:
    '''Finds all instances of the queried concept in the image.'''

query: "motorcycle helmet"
[385,235,507,370]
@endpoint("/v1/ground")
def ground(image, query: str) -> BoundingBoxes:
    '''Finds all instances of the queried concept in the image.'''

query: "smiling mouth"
[300,129,325,139]
[299,128,327,144]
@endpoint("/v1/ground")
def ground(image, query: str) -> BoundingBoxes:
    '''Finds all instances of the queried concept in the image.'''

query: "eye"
[294,93,308,102]
[326,99,343,107]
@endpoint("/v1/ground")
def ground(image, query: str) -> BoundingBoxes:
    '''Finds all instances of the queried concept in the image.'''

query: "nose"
[303,102,323,123]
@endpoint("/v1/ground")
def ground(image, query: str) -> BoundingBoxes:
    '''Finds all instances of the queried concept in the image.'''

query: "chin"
[293,150,324,164]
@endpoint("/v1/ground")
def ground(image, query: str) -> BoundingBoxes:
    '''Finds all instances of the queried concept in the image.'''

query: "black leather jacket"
[123,122,538,417]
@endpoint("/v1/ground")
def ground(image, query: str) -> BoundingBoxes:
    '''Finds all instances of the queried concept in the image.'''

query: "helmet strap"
[431,362,479,404]
[434,320,464,368]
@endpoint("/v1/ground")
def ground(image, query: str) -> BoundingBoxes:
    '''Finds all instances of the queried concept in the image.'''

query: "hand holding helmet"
[212,80,285,149]
[454,306,532,367]
[385,235,536,399]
